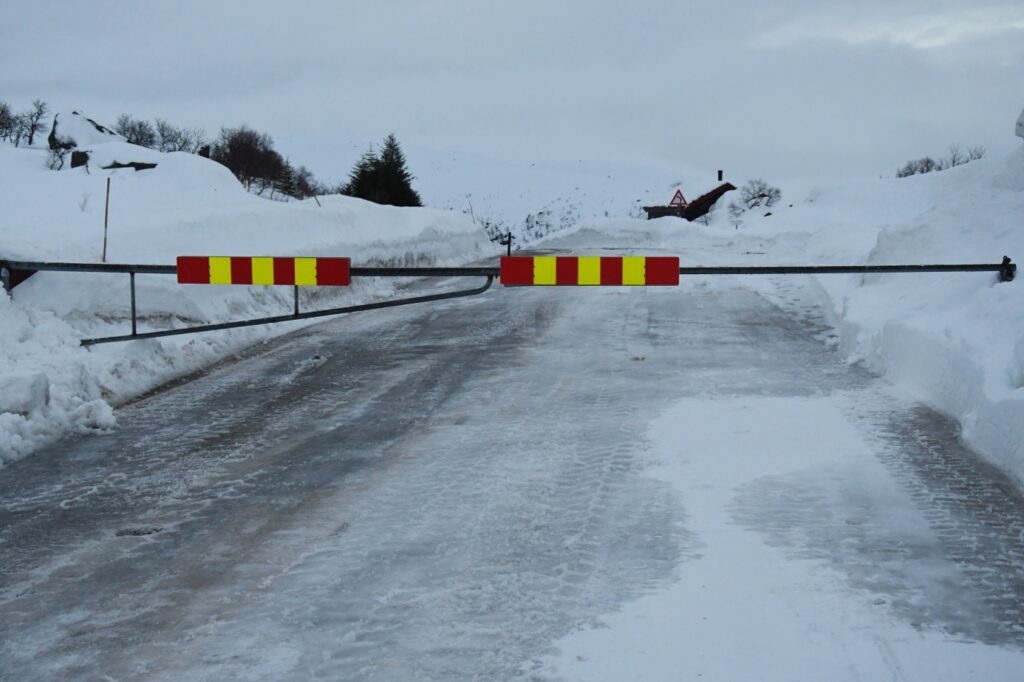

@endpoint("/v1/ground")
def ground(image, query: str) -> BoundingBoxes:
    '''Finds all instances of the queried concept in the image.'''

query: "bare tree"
[211,125,286,192]
[897,143,986,178]
[47,147,68,170]
[292,164,324,198]
[897,156,938,177]
[183,127,207,153]
[15,99,49,147]
[946,144,965,168]
[114,114,157,147]
[738,178,781,210]
[154,118,181,152]
[0,101,14,142]
[151,118,206,152]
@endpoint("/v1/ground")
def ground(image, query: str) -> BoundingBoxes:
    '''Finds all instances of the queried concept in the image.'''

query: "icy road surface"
[1,271,1023,680]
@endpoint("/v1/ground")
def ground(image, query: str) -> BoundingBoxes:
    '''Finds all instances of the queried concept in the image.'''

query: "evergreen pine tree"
[343,147,381,201]
[341,135,422,207]
[377,134,422,207]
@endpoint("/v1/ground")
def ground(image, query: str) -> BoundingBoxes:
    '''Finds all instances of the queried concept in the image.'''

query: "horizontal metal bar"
[4,259,1014,280]
[678,264,1012,275]
[350,266,500,277]
[1,260,177,274]
[0,261,501,278]
[81,276,494,346]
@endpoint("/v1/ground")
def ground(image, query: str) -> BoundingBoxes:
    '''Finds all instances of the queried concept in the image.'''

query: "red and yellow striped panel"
[176,256,350,286]
[500,256,679,286]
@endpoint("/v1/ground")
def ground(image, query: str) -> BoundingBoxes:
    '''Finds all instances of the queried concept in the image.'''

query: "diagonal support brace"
[81,276,494,346]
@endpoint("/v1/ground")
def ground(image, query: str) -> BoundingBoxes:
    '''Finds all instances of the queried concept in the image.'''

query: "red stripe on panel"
[500,256,534,286]
[176,256,210,284]
[600,257,623,285]
[230,257,253,285]
[644,257,680,285]
[273,257,295,285]
[555,257,578,285]
[316,257,350,285]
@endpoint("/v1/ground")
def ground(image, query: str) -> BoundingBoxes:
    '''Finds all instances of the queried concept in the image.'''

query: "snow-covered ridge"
[0,138,490,465]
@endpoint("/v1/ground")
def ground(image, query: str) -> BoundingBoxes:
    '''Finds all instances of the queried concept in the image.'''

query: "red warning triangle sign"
[669,189,687,206]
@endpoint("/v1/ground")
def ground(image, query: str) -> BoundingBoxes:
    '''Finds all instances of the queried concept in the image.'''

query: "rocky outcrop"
[47,111,122,151]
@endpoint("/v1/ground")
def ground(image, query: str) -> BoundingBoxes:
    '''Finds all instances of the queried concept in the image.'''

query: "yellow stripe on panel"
[622,256,645,285]
[294,258,317,286]
[578,256,601,285]
[209,257,232,285]
[251,257,275,285]
[534,256,557,285]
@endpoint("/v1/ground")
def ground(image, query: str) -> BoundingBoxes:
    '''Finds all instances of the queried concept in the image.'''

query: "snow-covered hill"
[0,139,491,464]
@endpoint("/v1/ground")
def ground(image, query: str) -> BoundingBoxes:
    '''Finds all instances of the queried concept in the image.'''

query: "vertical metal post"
[506,231,513,257]
[293,285,299,316]
[102,177,111,263]
[129,272,137,336]
[1000,256,1015,283]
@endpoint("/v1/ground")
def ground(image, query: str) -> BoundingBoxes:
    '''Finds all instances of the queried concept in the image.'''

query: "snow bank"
[760,148,1024,483]
[534,144,1024,484]
[0,141,490,466]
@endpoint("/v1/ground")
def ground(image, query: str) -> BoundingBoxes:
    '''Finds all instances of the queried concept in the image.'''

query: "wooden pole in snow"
[102,177,111,263]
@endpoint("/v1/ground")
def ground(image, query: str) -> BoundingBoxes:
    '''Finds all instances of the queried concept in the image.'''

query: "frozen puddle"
[548,395,1024,681]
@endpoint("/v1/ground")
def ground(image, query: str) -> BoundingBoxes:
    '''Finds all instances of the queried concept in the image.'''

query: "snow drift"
[0,138,490,465]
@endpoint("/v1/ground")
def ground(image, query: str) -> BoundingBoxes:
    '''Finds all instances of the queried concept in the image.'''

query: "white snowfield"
[1,130,1023,498]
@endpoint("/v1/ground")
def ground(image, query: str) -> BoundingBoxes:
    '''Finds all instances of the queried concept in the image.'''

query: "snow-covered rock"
[1016,107,1024,141]
[48,111,122,150]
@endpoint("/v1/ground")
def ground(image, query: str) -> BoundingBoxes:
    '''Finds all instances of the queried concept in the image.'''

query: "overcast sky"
[3,0,1023,207]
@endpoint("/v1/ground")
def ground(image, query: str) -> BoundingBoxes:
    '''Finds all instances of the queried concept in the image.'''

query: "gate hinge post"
[1000,256,1015,283]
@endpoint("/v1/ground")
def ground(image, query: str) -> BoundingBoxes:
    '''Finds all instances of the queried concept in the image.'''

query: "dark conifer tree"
[342,147,381,201]
[341,135,422,207]
[377,134,422,207]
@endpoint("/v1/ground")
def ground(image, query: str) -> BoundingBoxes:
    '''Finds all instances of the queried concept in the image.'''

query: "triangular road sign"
[669,189,687,206]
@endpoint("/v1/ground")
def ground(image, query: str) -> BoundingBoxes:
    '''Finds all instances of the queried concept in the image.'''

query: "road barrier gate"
[0,254,1015,346]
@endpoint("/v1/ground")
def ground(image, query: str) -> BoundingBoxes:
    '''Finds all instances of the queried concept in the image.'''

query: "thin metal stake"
[294,285,299,316]
[102,177,111,263]
[130,272,137,336]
